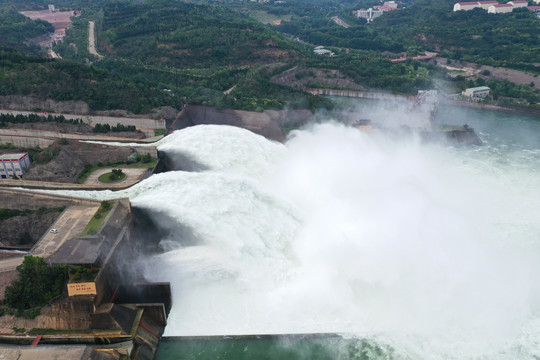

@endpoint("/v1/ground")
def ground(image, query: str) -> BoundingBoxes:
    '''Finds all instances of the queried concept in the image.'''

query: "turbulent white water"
[60,114,540,359]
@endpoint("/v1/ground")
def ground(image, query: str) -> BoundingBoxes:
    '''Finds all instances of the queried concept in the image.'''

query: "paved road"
[0,204,100,271]
[32,204,100,258]
[83,168,148,186]
[88,21,104,59]
[331,16,350,28]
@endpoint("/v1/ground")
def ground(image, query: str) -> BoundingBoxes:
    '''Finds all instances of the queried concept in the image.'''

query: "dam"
[3,99,539,360]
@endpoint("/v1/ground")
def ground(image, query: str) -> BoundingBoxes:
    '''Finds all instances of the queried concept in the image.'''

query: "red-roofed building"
[509,0,528,7]
[454,1,500,11]
[0,153,31,179]
[477,1,498,9]
[488,3,515,13]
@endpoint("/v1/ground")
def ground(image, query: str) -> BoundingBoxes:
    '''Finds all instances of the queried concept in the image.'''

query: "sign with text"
[67,282,97,296]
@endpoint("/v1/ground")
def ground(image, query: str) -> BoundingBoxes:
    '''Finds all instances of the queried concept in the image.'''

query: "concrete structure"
[352,8,384,23]
[0,109,166,132]
[0,153,31,178]
[48,4,55,12]
[462,86,490,98]
[0,190,171,359]
[509,0,528,7]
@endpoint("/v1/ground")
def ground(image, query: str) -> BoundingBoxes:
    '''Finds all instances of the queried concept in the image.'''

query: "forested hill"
[0,47,179,113]
[0,10,54,53]
[371,0,540,71]
[99,1,305,68]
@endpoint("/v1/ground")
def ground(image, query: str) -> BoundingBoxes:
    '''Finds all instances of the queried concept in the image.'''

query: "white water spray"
[59,119,540,359]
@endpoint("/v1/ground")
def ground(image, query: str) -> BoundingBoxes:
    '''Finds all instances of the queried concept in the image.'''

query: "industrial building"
[0,153,31,178]
[462,86,490,99]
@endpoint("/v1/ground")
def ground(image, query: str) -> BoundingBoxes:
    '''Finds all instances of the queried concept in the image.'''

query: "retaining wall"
[173,105,314,142]
[0,188,100,210]
[1,109,166,130]
[308,88,413,101]
[0,134,55,147]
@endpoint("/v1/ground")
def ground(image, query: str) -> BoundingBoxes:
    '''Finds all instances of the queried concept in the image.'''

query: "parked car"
[50,229,58,234]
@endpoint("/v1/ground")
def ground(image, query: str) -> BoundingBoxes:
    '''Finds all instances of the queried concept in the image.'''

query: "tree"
[4,256,67,311]
[111,168,124,180]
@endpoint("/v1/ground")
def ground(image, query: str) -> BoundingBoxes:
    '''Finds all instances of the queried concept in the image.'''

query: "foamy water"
[57,117,540,359]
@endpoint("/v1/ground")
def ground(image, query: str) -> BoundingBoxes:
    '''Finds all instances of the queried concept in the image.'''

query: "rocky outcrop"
[0,296,93,331]
[0,211,61,247]
[271,66,365,91]
[174,105,314,141]
[0,95,90,115]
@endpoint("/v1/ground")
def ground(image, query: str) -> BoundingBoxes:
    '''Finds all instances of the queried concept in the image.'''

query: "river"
[56,99,540,359]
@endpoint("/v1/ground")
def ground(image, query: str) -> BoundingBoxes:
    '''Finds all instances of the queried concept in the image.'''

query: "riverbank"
[441,98,540,117]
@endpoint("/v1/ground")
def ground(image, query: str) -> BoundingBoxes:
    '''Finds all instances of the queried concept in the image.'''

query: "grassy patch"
[97,171,127,184]
[68,266,99,282]
[154,129,165,136]
[80,201,114,236]
[0,207,65,221]
[28,328,96,335]
[121,159,158,168]
[76,163,95,184]
[76,159,157,183]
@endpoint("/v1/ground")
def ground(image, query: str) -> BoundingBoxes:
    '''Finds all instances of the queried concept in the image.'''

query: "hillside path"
[88,21,104,59]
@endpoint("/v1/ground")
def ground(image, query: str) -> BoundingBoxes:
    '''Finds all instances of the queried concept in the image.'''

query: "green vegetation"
[3,256,68,312]
[68,265,99,282]
[80,201,113,236]
[0,0,537,112]
[16,231,33,245]
[93,123,137,133]
[28,328,97,335]
[0,46,180,113]
[371,0,540,72]
[0,112,83,127]
[0,206,65,221]
[97,169,126,183]
[76,163,94,184]
[76,159,156,183]
[0,10,54,54]
[154,129,165,136]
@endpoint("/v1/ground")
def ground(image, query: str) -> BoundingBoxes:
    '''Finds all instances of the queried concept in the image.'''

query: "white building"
[0,153,31,179]
[508,0,528,7]
[488,3,514,13]
[477,1,498,9]
[383,1,398,8]
[454,1,497,11]
[48,4,55,12]
[462,86,490,99]
[454,2,481,11]
[353,8,384,23]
